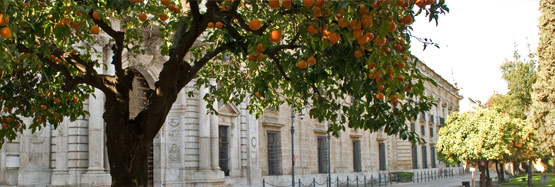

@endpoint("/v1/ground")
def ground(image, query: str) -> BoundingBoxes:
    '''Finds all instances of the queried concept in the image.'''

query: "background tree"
[485,45,537,120]
[437,108,534,187]
[0,0,448,185]
[530,0,555,169]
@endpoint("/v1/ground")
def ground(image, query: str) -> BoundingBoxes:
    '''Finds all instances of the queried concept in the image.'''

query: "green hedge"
[390,172,414,182]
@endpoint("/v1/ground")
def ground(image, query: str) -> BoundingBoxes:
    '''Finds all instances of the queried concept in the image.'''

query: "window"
[431,146,437,168]
[422,146,428,168]
[353,140,362,172]
[267,131,282,175]
[219,126,230,176]
[430,127,434,137]
[412,145,418,169]
[421,125,426,136]
[411,123,416,132]
[379,142,386,171]
[317,136,328,173]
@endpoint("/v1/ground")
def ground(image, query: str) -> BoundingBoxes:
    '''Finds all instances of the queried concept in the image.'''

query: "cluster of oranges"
[0,14,11,39]
[247,43,265,61]
[296,56,316,69]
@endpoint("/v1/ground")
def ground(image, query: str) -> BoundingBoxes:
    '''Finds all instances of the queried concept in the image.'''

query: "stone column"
[210,80,220,171]
[86,42,106,173]
[210,111,219,171]
[51,119,69,186]
[81,38,111,186]
[198,85,211,171]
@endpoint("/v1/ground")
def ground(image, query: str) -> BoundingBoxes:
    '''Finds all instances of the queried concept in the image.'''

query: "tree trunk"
[527,158,533,187]
[479,162,487,187]
[495,161,501,182]
[103,95,154,186]
[499,162,505,182]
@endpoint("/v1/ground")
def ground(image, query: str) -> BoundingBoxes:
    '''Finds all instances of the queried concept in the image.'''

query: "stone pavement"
[390,172,498,187]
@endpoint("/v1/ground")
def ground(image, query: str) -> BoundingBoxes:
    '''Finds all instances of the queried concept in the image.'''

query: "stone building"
[0,33,463,186]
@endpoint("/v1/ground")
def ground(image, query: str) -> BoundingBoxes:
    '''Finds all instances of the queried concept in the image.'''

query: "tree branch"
[89,11,126,88]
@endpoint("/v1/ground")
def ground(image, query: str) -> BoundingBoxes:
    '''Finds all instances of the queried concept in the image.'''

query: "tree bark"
[527,158,533,187]
[479,162,487,187]
[499,162,505,182]
[495,161,501,182]
[103,93,154,186]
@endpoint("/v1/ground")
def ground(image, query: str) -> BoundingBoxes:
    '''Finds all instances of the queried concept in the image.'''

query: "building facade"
[0,34,463,186]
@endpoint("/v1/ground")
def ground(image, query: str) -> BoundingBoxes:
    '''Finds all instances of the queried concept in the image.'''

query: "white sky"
[409,0,541,112]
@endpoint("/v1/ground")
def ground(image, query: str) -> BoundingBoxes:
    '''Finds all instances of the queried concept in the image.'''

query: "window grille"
[267,131,282,175]
[379,142,386,171]
[353,140,362,172]
[317,137,328,173]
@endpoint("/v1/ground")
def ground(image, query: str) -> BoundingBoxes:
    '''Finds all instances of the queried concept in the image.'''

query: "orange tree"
[0,0,448,185]
[437,107,534,186]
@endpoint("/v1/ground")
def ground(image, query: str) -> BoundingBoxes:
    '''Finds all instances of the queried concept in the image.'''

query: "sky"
[409,0,541,112]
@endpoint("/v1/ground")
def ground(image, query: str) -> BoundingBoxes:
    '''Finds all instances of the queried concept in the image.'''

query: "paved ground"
[389,172,499,187]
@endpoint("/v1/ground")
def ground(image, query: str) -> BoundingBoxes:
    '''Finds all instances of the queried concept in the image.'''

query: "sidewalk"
[390,172,498,187]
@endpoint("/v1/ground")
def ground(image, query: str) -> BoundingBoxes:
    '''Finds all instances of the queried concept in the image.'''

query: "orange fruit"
[248,54,257,61]
[394,44,403,52]
[354,50,362,58]
[353,29,363,38]
[54,98,61,104]
[397,62,406,69]
[269,0,280,9]
[376,92,384,100]
[425,0,435,5]
[73,97,79,103]
[374,71,382,82]
[90,25,100,35]
[397,75,405,82]
[375,37,386,47]
[249,18,261,31]
[168,4,176,11]
[139,13,147,21]
[297,60,307,69]
[207,22,214,28]
[388,21,396,32]
[357,36,368,45]
[257,54,263,60]
[2,123,6,129]
[338,18,348,28]
[337,8,345,15]
[307,25,316,34]
[307,56,316,65]
[270,30,281,43]
[0,14,8,26]
[161,0,170,6]
[173,7,181,13]
[92,11,100,20]
[365,33,375,42]
[359,5,367,14]
[2,107,8,112]
[381,47,391,53]
[415,0,426,8]
[350,19,361,30]
[283,0,292,8]
[312,7,322,18]
[403,56,410,61]
[215,21,223,29]
[397,0,406,7]
[303,0,314,7]
[160,13,169,21]
[400,15,413,25]
[367,62,376,70]
[23,3,29,8]
[378,85,384,91]
[256,44,264,53]
[0,27,11,39]
[255,92,262,98]
[328,32,340,45]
